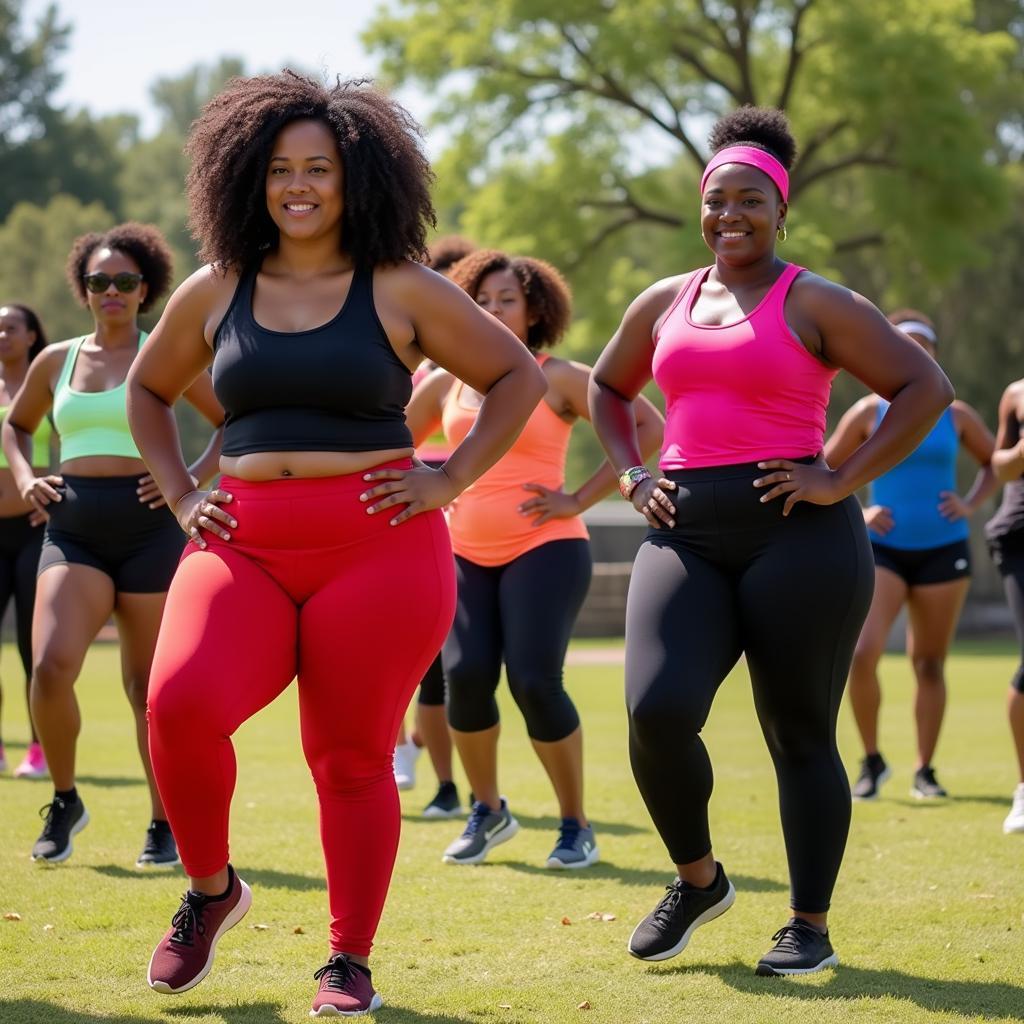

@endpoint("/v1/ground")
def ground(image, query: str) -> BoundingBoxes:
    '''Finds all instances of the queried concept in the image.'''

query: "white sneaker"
[393,740,421,791]
[1004,783,1024,834]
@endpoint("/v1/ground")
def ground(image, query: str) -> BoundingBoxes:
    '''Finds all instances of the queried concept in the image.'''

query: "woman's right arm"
[991,381,1024,483]
[588,277,681,528]
[2,345,67,517]
[127,266,236,542]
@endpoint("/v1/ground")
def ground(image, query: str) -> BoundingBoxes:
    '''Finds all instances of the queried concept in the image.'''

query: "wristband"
[618,466,652,500]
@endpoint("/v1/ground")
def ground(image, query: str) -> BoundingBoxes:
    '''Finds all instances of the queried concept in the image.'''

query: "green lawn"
[1,640,1022,1023]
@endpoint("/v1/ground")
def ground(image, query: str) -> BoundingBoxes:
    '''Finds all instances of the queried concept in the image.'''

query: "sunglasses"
[83,272,144,294]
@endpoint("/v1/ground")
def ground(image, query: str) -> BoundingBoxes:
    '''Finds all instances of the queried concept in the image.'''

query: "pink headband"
[700,145,789,202]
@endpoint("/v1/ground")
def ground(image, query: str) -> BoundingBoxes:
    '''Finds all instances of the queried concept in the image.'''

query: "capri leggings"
[0,513,44,678]
[147,466,456,956]
[990,534,1024,694]
[626,460,873,914]
[443,538,591,742]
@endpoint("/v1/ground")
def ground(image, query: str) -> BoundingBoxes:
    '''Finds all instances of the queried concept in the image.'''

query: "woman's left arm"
[938,401,997,521]
[755,277,953,515]
[519,359,664,524]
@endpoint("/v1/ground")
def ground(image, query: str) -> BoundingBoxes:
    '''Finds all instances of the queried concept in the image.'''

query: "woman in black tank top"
[127,72,546,1016]
[986,378,1024,833]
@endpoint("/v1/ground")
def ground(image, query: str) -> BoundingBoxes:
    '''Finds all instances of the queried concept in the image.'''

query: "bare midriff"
[59,455,149,478]
[219,447,415,482]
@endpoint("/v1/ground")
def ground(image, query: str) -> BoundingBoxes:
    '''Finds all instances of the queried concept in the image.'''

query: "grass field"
[0,639,1022,1024]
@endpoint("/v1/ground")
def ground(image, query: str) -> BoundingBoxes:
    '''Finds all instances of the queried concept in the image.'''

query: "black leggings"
[0,513,44,680]
[417,654,445,706]
[443,539,592,742]
[990,536,1024,694]
[625,461,873,913]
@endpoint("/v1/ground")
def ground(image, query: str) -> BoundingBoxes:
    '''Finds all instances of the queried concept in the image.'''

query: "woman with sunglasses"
[1,223,224,868]
[589,107,952,975]
[0,303,51,779]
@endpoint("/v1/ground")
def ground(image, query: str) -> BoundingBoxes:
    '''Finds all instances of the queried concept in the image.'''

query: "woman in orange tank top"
[407,249,663,869]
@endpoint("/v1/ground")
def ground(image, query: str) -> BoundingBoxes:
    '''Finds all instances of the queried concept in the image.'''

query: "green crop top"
[0,407,52,468]
[52,334,145,462]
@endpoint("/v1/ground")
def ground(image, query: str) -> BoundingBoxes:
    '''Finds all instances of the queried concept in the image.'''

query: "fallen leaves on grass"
[293,926,304,934]
[578,1000,592,1010]
[585,912,616,922]
[43,924,54,932]
[3,913,21,921]
[250,923,270,931]
[561,916,572,925]
[498,1003,512,1009]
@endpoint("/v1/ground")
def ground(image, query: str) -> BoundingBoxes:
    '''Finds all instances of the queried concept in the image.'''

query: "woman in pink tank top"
[407,249,662,870]
[589,107,953,976]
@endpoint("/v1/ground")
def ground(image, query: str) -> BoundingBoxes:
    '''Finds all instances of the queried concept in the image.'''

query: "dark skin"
[1,247,224,825]
[127,118,546,962]
[588,158,953,931]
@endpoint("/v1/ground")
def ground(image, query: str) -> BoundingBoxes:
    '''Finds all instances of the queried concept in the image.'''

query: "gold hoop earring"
[777,224,788,243]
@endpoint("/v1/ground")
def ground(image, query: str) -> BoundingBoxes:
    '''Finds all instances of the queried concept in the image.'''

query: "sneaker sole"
[852,766,891,802]
[442,817,520,865]
[135,856,183,870]
[628,880,736,962]
[422,804,465,819]
[909,788,947,800]
[545,845,600,870]
[755,951,839,976]
[1003,821,1024,834]
[310,993,384,1017]
[147,879,253,994]
[31,807,90,863]
[14,768,49,779]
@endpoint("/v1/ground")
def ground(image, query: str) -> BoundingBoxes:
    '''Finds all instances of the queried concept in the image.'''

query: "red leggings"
[147,466,455,956]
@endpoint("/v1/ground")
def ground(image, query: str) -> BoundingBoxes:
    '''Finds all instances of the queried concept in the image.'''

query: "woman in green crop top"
[0,223,225,869]
[0,303,53,780]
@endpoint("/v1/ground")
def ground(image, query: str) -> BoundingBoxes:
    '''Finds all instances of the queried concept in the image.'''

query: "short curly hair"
[185,71,435,271]
[65,222,173,313]
[426,235,477,275]
[708,106,797,171]
[449,249,572,351]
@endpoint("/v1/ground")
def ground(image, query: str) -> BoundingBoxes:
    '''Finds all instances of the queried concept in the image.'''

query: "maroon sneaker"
[310,953,382,1017]
[147,865,252,994]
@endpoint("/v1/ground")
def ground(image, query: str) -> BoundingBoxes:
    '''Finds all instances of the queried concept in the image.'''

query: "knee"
[443,658,498,729]
[911,655,945,687]
[123,675,149,712]
[628,683,705,749]
[148,672,213,739]
[31,649,78,699]
[850,643,882,678]
[507,670,577,741]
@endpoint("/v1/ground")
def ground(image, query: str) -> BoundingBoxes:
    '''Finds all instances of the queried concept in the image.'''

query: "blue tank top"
[868,401,967,550]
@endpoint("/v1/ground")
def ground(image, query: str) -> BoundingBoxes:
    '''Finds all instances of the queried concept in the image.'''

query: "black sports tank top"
[986,410,1024,543]
[212,264,413,456]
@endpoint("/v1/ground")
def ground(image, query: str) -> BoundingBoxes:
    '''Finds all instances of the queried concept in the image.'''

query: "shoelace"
[554,821,582,852]
[769,920,822,954]
[314,953,356,992]
[37,798,68,838]
[651,883,685,927]
[462,802,493,836]
[169,895,207,947]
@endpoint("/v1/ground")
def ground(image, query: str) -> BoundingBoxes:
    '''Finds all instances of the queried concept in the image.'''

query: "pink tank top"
[652,263,835,470]
[441,354,589,566]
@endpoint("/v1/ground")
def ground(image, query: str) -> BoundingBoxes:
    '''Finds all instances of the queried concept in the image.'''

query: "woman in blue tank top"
[826,310,996,801]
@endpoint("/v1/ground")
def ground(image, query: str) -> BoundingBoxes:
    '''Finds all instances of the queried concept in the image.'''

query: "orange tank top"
[442,355,589,566]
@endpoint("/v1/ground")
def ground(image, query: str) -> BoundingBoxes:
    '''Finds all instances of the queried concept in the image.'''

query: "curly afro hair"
[449,249,572,351]
[65,222,173,313]
[426,235,477,275]
[708,106,797,171]
[186,71,436,271]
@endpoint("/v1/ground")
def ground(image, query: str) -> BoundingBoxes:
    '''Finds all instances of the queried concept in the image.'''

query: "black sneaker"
[627,862,735,961]
[911,765,948,799]
[423,781,464,819]
[31,795,89,862]
[755,917,838,975]
[137,819,181,869]
[852,752,891,800]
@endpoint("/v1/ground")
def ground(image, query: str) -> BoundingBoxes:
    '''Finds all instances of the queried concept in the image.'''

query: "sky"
[21,0,428,137]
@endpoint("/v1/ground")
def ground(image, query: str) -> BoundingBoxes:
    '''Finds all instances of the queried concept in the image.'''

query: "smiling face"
[700,162,787,266]
[265,119,344,244]
[84,248,147,328]
[0,306,35,365]
[475,268,534,345]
